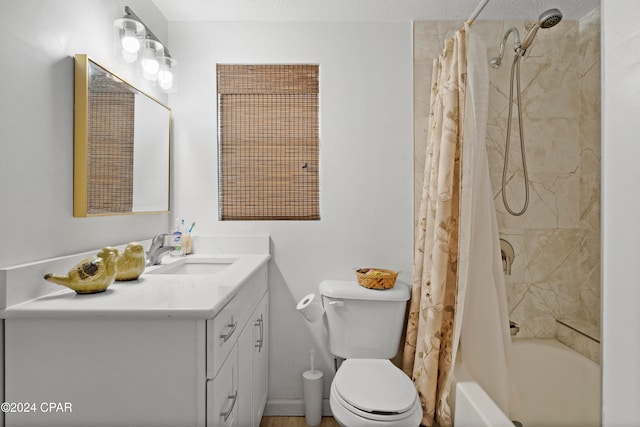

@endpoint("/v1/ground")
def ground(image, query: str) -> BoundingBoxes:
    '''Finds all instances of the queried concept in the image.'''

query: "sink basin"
[148,258,237,275]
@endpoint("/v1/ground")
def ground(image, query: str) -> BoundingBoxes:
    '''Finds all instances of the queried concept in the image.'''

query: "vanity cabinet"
[3,264,268,427]
[207,267,268,427]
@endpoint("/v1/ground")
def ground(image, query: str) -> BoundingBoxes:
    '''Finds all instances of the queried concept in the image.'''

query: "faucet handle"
[146,234,175,265]
[509,320,520,336]
[148,234,172,258]
[500,238,515,275]
[151,233,171,246]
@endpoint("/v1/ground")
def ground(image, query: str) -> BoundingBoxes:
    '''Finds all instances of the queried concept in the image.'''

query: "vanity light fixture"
[113,6,177,92]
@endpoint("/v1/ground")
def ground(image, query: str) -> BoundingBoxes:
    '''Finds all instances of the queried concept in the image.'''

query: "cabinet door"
[252,292,269,426]
[5,318,204,427]
[237,314,254,427]
[208,344,238,427]
[237,291,269,427]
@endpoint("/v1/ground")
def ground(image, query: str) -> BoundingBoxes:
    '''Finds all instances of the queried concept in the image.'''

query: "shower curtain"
[403,24,514,427]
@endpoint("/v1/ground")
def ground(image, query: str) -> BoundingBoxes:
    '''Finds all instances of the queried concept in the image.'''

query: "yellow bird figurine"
[115,242,146,281]
[43,247,118,294]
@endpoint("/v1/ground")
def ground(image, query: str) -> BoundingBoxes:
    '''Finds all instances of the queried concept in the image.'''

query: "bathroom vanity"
[0,236,270,427]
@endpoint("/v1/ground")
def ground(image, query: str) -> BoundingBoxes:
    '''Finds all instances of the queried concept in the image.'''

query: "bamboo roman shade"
[87,90,135,214]
[217,64,320,220]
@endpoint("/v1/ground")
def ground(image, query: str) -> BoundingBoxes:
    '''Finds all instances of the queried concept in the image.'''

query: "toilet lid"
[334,359,417,414]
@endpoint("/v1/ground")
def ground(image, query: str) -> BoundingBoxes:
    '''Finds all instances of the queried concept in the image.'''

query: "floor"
[260,416,340,427]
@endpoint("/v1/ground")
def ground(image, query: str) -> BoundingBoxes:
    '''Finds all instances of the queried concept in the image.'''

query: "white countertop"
[1,253,270,319]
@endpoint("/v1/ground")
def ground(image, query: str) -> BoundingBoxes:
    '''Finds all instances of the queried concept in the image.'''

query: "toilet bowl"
[329,359,422,427]
[318,280,422,426]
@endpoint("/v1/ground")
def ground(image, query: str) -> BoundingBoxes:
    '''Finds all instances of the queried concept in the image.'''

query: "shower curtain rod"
[442,0,488,43]
[465,0,490,25]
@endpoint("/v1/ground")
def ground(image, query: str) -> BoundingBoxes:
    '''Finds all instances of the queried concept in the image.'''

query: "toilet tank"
[319,280,410,359]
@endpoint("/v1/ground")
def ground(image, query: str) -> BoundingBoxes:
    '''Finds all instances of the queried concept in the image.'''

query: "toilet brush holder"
[303,349,323,426]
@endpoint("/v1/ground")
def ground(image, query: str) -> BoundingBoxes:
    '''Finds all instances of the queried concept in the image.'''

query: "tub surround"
[414,8,601,360]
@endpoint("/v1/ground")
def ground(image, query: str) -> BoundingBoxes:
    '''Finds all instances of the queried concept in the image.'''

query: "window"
[217,64,319,220]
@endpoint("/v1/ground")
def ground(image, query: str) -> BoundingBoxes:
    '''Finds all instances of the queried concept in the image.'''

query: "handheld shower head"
[520,8,563,51]
[538,8,564,28]
[490,8,563,69]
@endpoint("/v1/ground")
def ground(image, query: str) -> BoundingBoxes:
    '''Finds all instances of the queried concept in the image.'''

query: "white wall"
[601,1,640,425]
[168,21,414,407]
[0,0,171,268]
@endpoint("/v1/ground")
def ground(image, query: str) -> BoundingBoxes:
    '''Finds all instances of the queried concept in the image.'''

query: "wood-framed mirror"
[74,54,171,217]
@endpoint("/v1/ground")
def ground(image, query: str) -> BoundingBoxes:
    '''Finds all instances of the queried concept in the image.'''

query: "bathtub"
[510,338,600,427]
[454,338,601,427]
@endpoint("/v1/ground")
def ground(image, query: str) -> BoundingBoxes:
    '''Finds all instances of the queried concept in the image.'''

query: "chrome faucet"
[146,234,175,265]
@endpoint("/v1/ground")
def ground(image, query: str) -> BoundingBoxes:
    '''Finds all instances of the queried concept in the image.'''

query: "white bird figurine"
[115,242,146,281]
[43,247,118,294]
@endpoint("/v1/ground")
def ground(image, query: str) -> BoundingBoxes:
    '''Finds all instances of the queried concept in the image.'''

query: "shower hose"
[502,53,530,217]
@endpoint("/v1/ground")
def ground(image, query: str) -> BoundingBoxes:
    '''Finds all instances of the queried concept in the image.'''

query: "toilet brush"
[303,349,323,426]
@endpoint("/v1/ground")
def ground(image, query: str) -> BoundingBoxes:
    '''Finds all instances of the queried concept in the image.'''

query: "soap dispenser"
[170,219,183,257]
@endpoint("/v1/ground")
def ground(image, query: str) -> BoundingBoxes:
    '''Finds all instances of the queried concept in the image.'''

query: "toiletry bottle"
[170,219,183,257]
[180,219,187,255]
[182,220,193,255]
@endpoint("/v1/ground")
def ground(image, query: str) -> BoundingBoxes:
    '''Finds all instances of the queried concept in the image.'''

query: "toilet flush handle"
[328,300,344,307]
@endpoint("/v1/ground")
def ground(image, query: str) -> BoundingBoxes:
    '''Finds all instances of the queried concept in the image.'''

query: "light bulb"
[121,28,141,53]
[139,39,163,80]
[158,70,174,90]
[158,56,177,92]
[121,50,138,63]
[114,17,145,63]
[142,58,160,75]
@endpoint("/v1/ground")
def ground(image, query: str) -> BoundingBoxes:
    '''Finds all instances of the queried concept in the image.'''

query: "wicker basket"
[355,268,398,290]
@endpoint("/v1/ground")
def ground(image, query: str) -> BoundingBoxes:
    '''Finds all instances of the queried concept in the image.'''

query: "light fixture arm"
[123,6,172,58]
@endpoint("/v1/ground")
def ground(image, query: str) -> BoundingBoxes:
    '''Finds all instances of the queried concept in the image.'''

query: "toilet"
[319,280,422,427]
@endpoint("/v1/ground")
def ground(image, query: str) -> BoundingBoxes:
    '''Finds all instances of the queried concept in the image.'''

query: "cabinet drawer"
[207,265,267,378]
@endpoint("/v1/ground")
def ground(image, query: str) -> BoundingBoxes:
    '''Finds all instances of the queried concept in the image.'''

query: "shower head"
[490,8,563,69]
[539,8,563,28]
[520,8,563,51]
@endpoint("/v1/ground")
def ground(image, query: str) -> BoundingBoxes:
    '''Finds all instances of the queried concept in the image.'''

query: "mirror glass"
[74,54,171,217]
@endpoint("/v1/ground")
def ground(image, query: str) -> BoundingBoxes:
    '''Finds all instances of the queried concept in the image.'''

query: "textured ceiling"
[152,0,600,22]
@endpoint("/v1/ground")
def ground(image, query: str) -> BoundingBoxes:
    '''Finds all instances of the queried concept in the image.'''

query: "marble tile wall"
[414,8,601,342]
[577,8,601,328]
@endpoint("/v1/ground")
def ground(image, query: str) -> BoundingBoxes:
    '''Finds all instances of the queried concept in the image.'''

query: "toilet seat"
[332,359,420,422]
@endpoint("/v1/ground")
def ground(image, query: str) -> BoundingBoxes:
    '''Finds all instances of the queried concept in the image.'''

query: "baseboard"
[263,398,333,416]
